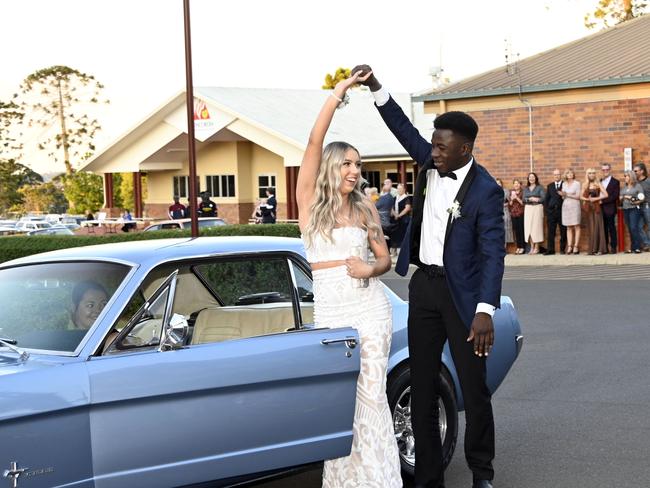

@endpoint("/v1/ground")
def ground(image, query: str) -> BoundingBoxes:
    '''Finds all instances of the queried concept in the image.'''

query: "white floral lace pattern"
[311,260,402,488]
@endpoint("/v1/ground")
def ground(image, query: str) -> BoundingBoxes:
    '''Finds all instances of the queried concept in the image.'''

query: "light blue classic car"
[0,237,522,488]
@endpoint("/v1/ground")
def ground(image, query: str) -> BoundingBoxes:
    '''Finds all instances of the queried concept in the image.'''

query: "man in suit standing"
[353,65,504,488]
[600,163,620,253]
[264,187,277,224]
[543,169,567,255]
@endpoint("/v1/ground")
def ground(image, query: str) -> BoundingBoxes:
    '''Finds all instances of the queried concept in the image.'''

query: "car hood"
[0,352,62,376]
[0,352,90,422]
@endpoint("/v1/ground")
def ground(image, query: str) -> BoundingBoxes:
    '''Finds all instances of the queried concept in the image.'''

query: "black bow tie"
[439,170,457,180]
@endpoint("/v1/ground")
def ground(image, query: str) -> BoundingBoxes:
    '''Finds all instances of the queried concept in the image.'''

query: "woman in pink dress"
[558,168,581,254]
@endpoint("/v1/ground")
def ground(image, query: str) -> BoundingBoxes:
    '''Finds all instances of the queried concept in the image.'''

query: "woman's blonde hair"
[623,169,637,185]
[303,141,381,246]
[563,168,575,180]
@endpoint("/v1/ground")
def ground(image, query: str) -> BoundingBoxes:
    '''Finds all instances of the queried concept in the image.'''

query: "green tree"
[62,171,104,214]
[322,67,351,89]
[17,65,109,174]
[18,181,68,214]
[0,159,43,216]
[585,0,648,29]
[112,173,125,209]
[117,172,147,212]
[0,100,23,158]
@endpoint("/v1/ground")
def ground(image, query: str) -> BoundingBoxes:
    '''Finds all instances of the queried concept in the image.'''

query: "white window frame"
[257,174,276,199]
[206,174,236,198]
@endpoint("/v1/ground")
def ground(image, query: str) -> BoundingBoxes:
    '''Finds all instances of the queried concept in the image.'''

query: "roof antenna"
[505,37,519,76]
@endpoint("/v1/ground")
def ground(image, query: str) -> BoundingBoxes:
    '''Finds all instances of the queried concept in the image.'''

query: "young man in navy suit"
[353,65,505,488]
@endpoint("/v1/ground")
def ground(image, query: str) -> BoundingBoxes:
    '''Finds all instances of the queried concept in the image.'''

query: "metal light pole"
[183,0,199,238]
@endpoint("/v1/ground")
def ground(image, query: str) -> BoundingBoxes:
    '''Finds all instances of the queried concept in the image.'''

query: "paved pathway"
[504,264,650,280]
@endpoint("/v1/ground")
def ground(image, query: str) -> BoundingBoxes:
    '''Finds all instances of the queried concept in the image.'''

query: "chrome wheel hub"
[393,386,447,466]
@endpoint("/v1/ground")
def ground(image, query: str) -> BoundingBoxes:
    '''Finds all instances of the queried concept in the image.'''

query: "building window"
[206,175,236,197]
[173,176,189,198]
[258,174,276,198]
[173,176,200,199]
[361,171,381,190]
[387,171,414,195]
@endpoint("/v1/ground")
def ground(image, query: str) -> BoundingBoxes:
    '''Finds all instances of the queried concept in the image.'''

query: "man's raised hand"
[351,64,382,92]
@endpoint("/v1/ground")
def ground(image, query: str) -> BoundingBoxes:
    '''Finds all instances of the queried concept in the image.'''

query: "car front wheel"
[388,364,458,478]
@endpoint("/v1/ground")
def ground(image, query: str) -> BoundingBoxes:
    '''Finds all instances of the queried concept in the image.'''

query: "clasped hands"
[468,312,494,358]
[333,69,374,98]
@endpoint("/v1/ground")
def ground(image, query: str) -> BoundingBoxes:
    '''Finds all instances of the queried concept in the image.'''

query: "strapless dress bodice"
[304,226,367,263]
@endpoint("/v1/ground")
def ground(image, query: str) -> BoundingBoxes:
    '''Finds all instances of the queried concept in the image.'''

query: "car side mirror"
[160,313,189,351]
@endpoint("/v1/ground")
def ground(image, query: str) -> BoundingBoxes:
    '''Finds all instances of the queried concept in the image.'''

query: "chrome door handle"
[321,337,357,349]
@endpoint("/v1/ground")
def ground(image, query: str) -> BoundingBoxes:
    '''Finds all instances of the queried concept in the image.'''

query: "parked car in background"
[26,227,75,236]
[60,216,85,226]
[0,221,17,236]
[0,237,522,487]
[54,222,81,231]
[144,217,227,232]
[14,221,52,233]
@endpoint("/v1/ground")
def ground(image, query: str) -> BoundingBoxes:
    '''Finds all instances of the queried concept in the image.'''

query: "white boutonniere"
[447,200,462,222]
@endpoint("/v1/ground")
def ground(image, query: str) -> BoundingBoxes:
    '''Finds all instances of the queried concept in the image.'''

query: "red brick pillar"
[133,172,143,218]
[103,173,114,209]
[398,161,407,186]
[285,166,299,220]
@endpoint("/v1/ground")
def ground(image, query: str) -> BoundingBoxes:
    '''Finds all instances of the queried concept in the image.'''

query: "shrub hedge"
[0,224,301,264]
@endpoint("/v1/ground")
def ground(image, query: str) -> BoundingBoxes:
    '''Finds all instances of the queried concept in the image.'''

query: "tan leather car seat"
[191,304,296,344]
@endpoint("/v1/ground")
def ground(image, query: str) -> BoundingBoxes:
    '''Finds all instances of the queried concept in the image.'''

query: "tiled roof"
[415,14,650,101]
[196,87,419,159]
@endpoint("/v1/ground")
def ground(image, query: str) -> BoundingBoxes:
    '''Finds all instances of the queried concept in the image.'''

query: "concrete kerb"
[386,252,650,268]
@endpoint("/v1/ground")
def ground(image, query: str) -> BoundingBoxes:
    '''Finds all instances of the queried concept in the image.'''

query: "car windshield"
[0,262,130,353]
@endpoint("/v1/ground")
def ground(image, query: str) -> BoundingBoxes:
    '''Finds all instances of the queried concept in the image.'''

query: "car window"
[190,257,297,345]
[289,260,314,325]
[113,286,169,351]
[198,219,224,228]
[0,262,130,353]
[103,266,219,354]
[160,223,180,230]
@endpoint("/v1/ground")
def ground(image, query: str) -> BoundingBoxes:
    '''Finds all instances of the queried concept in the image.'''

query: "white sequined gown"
[305,227,402,488]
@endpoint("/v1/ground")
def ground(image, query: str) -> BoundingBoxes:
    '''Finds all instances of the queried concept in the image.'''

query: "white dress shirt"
[372,87,495,317]
[601,175,612,188]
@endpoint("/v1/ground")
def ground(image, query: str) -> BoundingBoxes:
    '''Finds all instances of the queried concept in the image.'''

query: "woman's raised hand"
[334,70,373,97]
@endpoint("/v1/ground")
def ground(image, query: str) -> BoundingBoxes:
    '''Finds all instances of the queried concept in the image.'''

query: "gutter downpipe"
[518,84,534,172]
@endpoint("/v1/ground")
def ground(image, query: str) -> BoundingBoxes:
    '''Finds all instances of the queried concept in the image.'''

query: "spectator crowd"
[369,163,650,257]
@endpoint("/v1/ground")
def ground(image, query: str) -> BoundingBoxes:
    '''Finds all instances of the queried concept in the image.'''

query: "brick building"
[415,14,650,186]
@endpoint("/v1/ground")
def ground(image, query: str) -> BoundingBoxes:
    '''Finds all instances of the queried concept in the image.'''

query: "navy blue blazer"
[377,96,505,329]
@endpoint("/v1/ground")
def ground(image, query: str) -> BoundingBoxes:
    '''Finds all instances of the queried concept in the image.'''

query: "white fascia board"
[83,122,182,173]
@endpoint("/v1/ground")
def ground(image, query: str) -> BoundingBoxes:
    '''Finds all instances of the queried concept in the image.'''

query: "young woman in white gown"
[296,71,402,488]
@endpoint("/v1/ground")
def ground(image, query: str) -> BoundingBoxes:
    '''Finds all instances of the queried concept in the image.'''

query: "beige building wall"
[249,145,285,203]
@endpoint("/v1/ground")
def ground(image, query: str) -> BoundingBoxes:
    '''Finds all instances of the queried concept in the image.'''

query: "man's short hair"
[434,111,479,142]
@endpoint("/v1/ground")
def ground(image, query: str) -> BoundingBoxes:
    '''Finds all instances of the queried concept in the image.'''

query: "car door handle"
[321,337,357,349]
